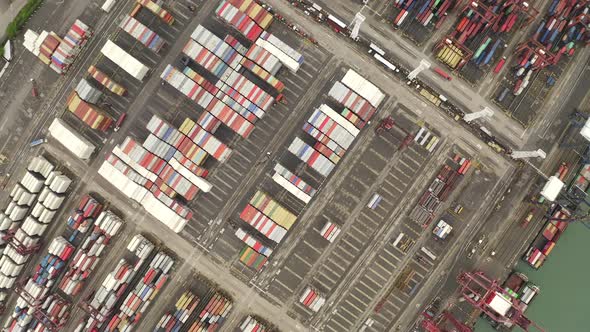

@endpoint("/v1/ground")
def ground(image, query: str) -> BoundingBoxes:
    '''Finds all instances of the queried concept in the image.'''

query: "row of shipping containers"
[75,234,156,330]
[4,193,123,331]
[100,115,219,233]
[22,19,92,74]
[154,291,200,332]
[105,251,174,331]
[0,156,72,312]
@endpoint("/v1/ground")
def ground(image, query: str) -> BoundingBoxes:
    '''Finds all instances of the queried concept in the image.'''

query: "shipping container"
[341,69,385,108]
[216,1,263,41]
[66,91,113,131]
[136,0,174,25]
[75,78,103,104]
[328,82,376,122]
[288,137,335,177]
[249,191,297,230]
[101,39,149,81]
[120,15,165,53]
[239,204,287,243]
[48,118,96,160]
[88,65,126,96]
[227,0,273,29]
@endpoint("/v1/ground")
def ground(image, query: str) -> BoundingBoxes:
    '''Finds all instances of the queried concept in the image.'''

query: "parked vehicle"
[29,138,47,147]
[113,113,127,132]
[433,67,452,80]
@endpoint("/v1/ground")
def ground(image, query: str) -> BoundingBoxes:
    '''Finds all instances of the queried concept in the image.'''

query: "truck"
[522,209,535,227]
[433,67,452,80]
[30,138,47,147]
[113,113,127,132]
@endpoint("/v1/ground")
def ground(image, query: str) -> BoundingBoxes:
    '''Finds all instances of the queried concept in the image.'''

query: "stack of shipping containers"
[0,156,71,312]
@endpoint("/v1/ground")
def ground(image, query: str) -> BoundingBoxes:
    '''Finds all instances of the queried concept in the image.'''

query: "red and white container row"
[182,39,232,78]
[320,222,341,243]
[183,66,260,124]
[239,205,287,243]
[155,291,200,332]
[76,234,155,331]
[225,35,249,55]
[235,228,273,256]
[299,287,326,312]
[168,157,212,193]
[190,25,243,69]
[106,251,173,332]
[259,31,304,68]
[239,315,268,332]
[219,69,274,112]
[227,0,274,29]
[320,104,360,136]
[145,116,209,166]
[181,41,275,113]
[161,65,219,121]
[205,98,255,138]
[340,69,385,108]
[114,137,165,182]
[179,117,233,162]
[303,124,345,163]
[136,0,175,25]
[187,293,233,331]
[328,81,377,123]
[255,37,301,73]
[98,156,191,233]
[272,164,315,204]
[50,19,92,74]
[288,137,335,177]
[120,15,166,53]
[307,107,356,150]
[59,211,123,297]
[216,1,263,41]
[312,139,344,165]
[116,137,200,200]
[240,58,285,92]
[66,194,103,235]
[215,78,266,119]
[245,44,282,76]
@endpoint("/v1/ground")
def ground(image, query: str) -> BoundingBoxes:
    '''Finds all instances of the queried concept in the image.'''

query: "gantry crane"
[375,116,414,150]
[421,311,473,332]
[456,271,545,332]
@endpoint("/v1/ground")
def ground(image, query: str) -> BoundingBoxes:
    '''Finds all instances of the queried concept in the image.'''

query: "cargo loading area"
[0,0,524,331]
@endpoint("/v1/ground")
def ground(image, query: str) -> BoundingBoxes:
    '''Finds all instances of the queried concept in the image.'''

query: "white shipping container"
[341,69,385,108]
[255,38,300,73]
[48,118,96,160]
[101,39,149,81]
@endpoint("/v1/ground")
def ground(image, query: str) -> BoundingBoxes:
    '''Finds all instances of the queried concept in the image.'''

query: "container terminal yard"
[0,0,588,331]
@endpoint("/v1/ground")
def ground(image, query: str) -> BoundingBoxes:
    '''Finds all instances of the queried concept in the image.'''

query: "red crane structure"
[456,271,545,332]
[12,281,69,332]
[514,39,558,70]
[375,116,414,150]
[421,311,473,332]
[2,231,42,255]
